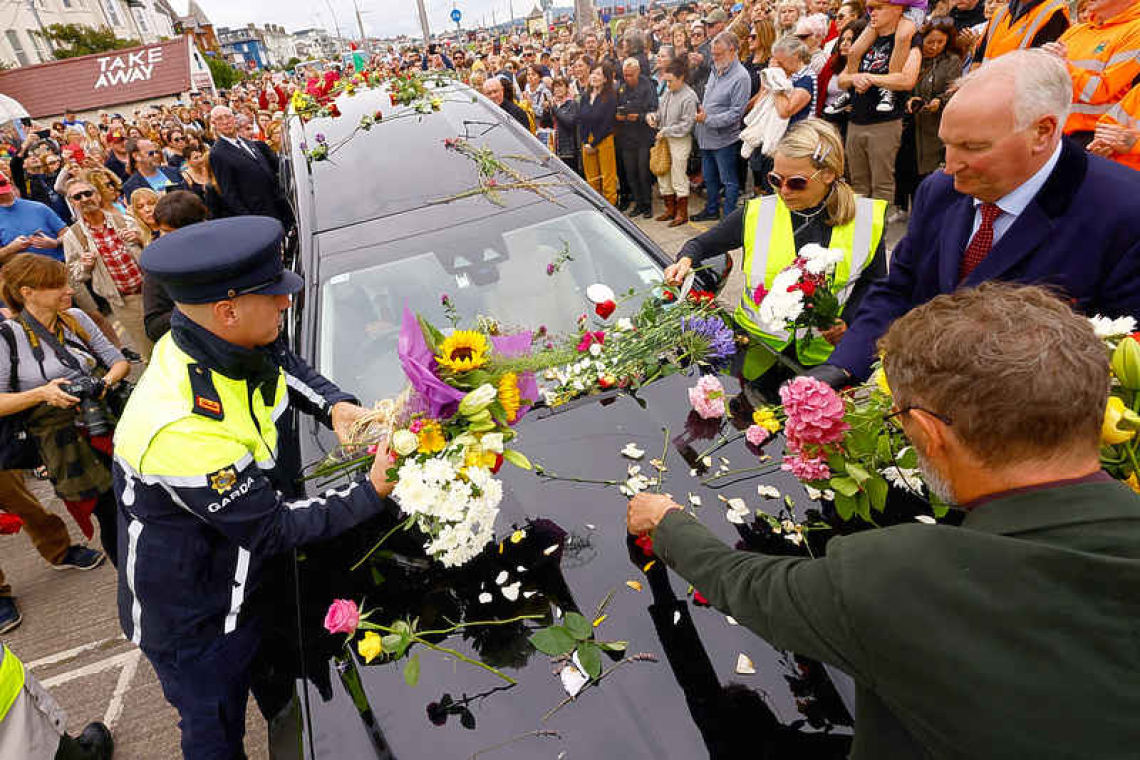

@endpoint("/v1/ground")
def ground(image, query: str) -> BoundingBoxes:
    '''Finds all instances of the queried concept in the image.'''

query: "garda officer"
[665,118,886,385]
[971,0,1070,68]
[113,216,395,759]
[0,644,113,758]
[1044,0,1140,146]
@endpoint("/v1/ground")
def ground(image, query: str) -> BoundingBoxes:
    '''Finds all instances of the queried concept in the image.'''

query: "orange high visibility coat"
[1058,2,1140,134]
[976,0,1070,62]
[1097,84,1140,170]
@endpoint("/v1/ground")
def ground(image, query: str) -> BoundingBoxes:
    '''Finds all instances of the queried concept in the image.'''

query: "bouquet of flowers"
[1092,316,1140,494]
[752,244,847,341]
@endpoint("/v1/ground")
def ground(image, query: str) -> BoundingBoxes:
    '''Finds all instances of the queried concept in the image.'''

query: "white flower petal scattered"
[672,610,682,625]
[725,498,751,524]
[616,317,635,331]
[756,485,781,500]
[688,493,702,507]
[501,581,521,601]
[621,443,646,460]
[495,571,509,585]
[543,544,560,556]
[478,592,493,604]
[915,515,937,524]
[725,616,739,626]
[735,654,756,675]
[559,659,589,697]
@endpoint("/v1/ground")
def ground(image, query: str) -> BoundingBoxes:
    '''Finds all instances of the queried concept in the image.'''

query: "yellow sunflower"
[498,372,522,422]
[437,331,491,373]
[418,422,446,454]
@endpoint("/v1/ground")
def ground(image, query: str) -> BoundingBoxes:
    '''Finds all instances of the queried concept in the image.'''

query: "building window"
[134,8,150,33]
[104,0,122,26]
[27,29,47,63]
[5,30,30,67]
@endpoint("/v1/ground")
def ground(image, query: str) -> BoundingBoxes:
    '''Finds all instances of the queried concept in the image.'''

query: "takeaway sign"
[95,47,164,88]
[0,36,208,118]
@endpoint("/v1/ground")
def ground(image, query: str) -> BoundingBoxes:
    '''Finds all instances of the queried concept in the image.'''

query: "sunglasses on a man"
[69,189,96,201]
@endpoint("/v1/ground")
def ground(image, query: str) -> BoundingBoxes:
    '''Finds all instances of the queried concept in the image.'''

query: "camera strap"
[18,312,94,381]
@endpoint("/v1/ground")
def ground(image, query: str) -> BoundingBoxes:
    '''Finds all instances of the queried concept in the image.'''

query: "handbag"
[649,134,672,176]
[0,323,42,470]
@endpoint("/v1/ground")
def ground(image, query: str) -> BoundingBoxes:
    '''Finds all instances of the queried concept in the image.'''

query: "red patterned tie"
[958,202,1003,282]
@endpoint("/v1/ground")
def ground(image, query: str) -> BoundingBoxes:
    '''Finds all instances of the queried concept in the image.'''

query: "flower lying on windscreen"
[324,599,361,635]
[437,331,491,373]
[688,375,726,420]
[780,376,848,447]
[681,315,736,363]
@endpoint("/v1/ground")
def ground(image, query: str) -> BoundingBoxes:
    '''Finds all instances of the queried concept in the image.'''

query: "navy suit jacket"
[831,139,1140,380]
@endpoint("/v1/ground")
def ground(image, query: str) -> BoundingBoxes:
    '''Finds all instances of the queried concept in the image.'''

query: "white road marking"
[25,636,124,670]
[103,648,142,729]
[39,648,139,689]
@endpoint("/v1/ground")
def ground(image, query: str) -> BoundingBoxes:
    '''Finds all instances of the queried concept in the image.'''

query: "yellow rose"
[357,631,383,663]
[1102,397,1136,445]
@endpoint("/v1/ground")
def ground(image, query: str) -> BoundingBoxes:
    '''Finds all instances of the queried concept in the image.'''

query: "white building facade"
[1,0,179,69]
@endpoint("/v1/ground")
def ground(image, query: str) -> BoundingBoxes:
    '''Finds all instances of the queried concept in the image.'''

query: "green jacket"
[653,479,1140,759]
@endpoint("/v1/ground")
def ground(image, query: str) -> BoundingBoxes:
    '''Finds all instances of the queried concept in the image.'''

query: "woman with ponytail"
[664,118,887,392]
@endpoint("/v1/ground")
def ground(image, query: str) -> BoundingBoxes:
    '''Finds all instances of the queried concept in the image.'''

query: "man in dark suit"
[628,283,1140,759]
[207,106,293,227]
[815,49,1140,385]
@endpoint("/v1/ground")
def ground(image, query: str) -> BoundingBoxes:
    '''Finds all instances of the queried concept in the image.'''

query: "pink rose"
[323,599,360,635]
[577,331,606,352]
[688,375,726,420]
[745,424,770,446]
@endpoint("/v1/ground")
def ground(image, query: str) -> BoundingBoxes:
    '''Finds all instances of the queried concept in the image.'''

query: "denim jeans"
[700,142,742,216]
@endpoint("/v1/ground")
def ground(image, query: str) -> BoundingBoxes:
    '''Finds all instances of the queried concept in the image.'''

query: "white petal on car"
[501,582,521,601]
[586,283,616,304]
[688,493,702,507]
[735,653,756,675]
[915,515,937,524]
[560,654,590,697]
[478,592,493,604]
[495,571,509,586]
[725,616,739,626]
[673,610,682,625]
[543,544,560,555]
[621,443,646,460]
[756,485,781,500]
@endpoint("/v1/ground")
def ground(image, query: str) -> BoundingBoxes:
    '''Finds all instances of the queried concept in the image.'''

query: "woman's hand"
[39,378,80,409]
[663,256,693,286]
[368,448,397,499]
[821,319,847,346]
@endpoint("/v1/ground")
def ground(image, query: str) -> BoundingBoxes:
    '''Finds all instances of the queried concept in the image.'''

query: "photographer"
[0,254,128,565]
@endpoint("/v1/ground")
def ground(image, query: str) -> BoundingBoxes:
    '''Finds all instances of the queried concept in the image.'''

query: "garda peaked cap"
[140,216,303,304]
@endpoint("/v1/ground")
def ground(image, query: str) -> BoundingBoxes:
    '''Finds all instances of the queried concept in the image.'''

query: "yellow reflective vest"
[735,195,886,379]
[0,645,25,722]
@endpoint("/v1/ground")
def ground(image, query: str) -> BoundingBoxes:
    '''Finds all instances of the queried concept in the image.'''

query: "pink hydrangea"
[780,376,848,447]
[781,453,831,481]
[323,599,360,635]
[745,424,770,446]
[688,375,726,419]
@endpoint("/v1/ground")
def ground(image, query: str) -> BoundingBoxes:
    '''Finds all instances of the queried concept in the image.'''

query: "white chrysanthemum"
[799,244,845,275]
[758,268,805,331]
[1090,315,1138,338]
[881,465,924,495]
[422,457,456,486]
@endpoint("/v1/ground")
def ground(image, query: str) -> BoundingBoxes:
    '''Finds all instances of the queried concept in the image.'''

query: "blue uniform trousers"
[143,623,262,760]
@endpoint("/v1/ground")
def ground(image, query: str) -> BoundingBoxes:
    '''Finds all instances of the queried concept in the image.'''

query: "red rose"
[800,280,816,297]
[663,290,676,302]
[595,299,617,319]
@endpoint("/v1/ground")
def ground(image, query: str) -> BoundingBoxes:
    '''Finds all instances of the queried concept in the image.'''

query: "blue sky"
[183,0,545,39]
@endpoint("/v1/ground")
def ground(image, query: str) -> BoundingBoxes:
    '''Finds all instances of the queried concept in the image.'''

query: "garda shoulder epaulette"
[187,363,224,420]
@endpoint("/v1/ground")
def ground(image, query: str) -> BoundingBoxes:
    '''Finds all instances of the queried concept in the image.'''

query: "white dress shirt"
[970,140,1062,245]
[224,135,255,157]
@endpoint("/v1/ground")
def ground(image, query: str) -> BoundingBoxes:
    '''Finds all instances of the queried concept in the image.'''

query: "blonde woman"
[665,118,887,383]
[128,188,160,247]
[776,0,807,36]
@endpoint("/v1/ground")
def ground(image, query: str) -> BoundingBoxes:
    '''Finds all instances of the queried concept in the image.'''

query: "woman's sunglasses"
[767,168,823,191]
[69,189,95,201]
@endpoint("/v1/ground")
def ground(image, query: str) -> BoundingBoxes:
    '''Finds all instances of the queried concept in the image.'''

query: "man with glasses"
[121,138,184,205]
[692,31,752,221]
[627,282,1140,758]
[207,106,293,227]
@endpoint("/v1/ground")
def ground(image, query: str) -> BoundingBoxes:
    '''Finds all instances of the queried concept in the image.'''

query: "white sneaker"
[876,89,895,113]
[887,207,909,224]
[823,92,851,116]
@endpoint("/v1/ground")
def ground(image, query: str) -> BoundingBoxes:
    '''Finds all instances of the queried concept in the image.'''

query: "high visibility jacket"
[735,195,886,378]
[1058,2,1140,134]
[0,646,24,722]
[113,314,387,651]
[976,0,1070,62]
[1098,83,1140,170]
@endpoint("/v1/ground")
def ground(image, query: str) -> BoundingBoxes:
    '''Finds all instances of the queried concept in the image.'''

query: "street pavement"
[0,194,903,760]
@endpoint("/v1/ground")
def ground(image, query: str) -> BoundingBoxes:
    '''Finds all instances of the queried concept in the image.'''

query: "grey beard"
[915,447,957,505]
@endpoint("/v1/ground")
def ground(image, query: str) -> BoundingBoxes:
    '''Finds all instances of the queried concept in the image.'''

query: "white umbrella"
[0,94,29,124]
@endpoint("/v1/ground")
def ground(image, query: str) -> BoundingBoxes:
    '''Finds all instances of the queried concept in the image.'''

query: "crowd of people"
[1,0,1140,757]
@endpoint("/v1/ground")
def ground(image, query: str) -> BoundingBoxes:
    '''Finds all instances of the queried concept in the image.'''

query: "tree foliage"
[36,24,140,59]
[285,57,302,71]
[206,56,244,90]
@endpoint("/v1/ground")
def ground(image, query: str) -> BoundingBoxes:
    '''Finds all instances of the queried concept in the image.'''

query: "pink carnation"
[780,376,848,447]
[688,375,726,419]
[323,599,360,635]
[577,331,606,352]
[745,424,771,446]
[781,453,831,481]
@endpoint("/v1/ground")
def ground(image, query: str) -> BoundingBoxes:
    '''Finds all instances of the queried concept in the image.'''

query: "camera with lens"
[61,377,114,437]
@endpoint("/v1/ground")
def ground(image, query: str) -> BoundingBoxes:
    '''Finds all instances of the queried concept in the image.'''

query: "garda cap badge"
[209,467,238,494]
